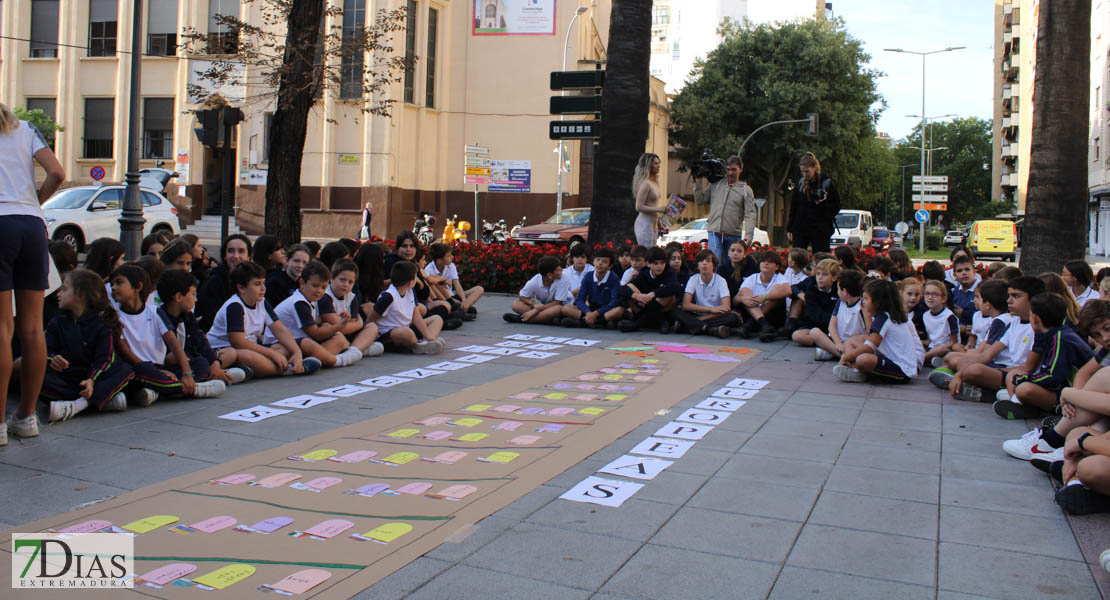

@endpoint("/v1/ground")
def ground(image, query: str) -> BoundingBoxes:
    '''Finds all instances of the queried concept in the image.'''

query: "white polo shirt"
[871,312,923,377]
[833,298,866,340]
[518,273,570,305]
[1075,286,1098,307]
[118,302,170,365]
[685,273,730,308]
[207,294,279,350]
[275,289,318,341]
[424,261,459,297]
[741,272,787,296]
[373,284,416,335]
[560,263,594,293]
[995,317,1034,368]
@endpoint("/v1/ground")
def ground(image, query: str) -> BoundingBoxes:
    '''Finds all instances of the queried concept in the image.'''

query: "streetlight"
[885,46,964,252]
[555,5,590,215]
[119,0,147,259]
[906,113,956,174]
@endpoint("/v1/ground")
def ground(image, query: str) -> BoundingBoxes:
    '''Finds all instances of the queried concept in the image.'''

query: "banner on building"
[473,0,556,35]
[489,160,531,193]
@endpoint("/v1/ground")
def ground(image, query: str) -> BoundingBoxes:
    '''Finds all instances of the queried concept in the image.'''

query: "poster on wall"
[489,160,531,193]
[473,0,556,35]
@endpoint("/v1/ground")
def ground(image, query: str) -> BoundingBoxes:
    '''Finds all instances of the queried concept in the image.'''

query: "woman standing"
[357,202,373,242]
[787,152,840,252]
[0,103,65,443]
[633,153,664,248]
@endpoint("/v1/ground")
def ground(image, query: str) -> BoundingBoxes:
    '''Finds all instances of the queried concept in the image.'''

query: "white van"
[829,210,873,248]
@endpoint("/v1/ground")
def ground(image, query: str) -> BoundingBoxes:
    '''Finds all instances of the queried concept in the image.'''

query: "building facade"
[991,0,1035,215]
[1,0,670,240]
[1089,1,1110,256]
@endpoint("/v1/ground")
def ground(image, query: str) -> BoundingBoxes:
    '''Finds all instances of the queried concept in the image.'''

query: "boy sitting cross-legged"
[790,258,841,355]
[368,260,445,354]
[561,243,594,299]
[619,245,648,285]
[424,242,484,318]
[735,250,794,342]
[503,255,570,325]
[156,270,246,387]
[319,259,385,357]
[938,279,1010,375]
[672,249,739,338]
[618,246,683,334]
[275,260,366,368]
[563,247,623,329]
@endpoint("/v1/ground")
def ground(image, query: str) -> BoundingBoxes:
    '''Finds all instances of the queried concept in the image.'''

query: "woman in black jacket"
[787,152,841,253]
[195,234,252,331]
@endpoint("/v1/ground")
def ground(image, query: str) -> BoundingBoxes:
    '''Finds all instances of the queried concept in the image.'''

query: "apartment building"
[0,0,670,239]
[1090,2,1110,256]
[991,0,1035,215]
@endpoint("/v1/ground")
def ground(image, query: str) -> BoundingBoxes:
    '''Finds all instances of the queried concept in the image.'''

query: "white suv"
[43,185,180,251]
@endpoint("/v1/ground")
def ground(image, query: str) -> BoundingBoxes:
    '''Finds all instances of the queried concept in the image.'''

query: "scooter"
[510,216,527,237]
[480,220,497,244]
[414,211,436,246]
[442,215,471,243]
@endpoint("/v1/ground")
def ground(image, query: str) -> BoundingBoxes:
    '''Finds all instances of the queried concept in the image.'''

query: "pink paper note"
[574,394,598,401]
[139,563,197,586]
[576,374,599,381]
[188,516,237,533]
[58,520,112,534]
[422,431,452,440]
[268,569,332,595]
[546,407,574,416]
[598,384,620,391]
[247,516,293,533]
[576,384,598,390]
[427,484,477,500]
[492,405,521,413]
[396,482,433,495]
[254,473,300,488]
[304,477,342,491]
[511,392,538,400]
[212,473,255,485]
[413,416,450,426]
[329,450,376,463]
[494,421,523,431]
[304,519,353,539]
[508,435,542,445]
[427,451,467,464]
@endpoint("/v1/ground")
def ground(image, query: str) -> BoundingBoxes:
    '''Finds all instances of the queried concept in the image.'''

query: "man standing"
[694,155,757,262]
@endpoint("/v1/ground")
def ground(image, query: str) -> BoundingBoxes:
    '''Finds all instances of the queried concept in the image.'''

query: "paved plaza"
[1,295,1107,599]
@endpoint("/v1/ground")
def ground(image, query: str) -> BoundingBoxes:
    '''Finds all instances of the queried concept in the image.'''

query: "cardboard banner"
[2,344,755,598]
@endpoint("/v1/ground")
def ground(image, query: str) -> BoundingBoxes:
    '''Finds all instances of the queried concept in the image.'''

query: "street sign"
[550,70,605,90]
[912,175,949,183]
[550,95,602,115]
[464,145,490,155]
[914,203,948,211]
[90,166,105,181]
[912,194,948,203]
[464,156,491,167]
[914,209,930,223]
[549,120,601,139]
[464,175,491,185]
[895,222,909,235]
[912,183,948,192]
[753,198,767,209]
[465,166,491,176]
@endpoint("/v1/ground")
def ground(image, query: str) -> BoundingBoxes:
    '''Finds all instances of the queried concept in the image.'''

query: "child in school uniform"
[265,244,310,309]
[735,250,793,342]
[424,243,484,317]
[110,264,227,407]
[922,279,963,367]
[561,244,594,299]
[808,268,867,361]
[207,261,322,378]
[563,247,624,328]
[503,255,570,325]
[939,280,1011,376]
[716,240,758,301]
[319,259,385,357]
[368,260,445,354]
[835,279,923,384]
[673,249,739,338]
[619,246,683,333]
[275,260,365,368]
[949,255,979,335]
[156,270,246,388]
[667,245,693,287]
[619,245,648,286]
[43,269,135,422]
[898,277,924,334]
[412,247,460,329]
[789,258,841,353]
[614,244,632,280]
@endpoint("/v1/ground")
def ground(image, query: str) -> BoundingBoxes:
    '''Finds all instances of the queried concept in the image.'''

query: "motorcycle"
[414,211,436,246]
[481,219,508,244]
[480,220,497,244]
[441,214,471,243]
[493,219,508,243]
[510,216,527,237]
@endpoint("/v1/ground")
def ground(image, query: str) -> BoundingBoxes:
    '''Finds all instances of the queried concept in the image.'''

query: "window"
[672,40,679,59]
[141,191,162,207]
[652,5,670,25]
[89,0,118,57]
[425,7,438,107]
[30,0,59,58]
[340,0,366,99]
[403,0,417,103]
[208,0,239,54]
[1097,137,1101,162]
[83,98,114,159]
[25,98,56,123]
[148,0,177,56]
[142,98,174,159]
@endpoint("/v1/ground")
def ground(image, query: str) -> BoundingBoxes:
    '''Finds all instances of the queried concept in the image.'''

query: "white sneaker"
[363,341,385,357]
[132,388,159,407]
[340,348,363,367]
[103,393,128,411]
[226,367,248,385]
[49,400,82,423]
[1002,428,1064,461]
[996,388,1011,402]
[0,426,6,446]
[412,340,443,355]
[930,356,946,368]
[815,348,834,361]
[7,413,39,438]
[833,364,867,383]
[192,380,227,398]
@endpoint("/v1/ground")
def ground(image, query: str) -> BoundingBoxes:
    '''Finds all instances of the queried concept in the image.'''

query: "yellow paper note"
[483,451,520,463]
[603,394,628,401]
[193,564,256,590]
[122,515,179,534]
[602,374,622,381]
[382,452,419,465]
[577,407,606,416]
[364,522,414,543]
[642,359,659,364]
[544,393,568,400]
[295,449,337,461]
[620,369,639,374]
[456,432,489,442]
[385,428,420,438]
[452,417,483,427]
[463,404,493,412]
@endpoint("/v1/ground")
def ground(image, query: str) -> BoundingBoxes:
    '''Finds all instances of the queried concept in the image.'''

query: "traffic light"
[549,69,604,140]
[806,113,819,137]
[193,109,219,147]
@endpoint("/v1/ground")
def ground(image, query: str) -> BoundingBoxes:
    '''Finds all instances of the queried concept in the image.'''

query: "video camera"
[691,148,726,183]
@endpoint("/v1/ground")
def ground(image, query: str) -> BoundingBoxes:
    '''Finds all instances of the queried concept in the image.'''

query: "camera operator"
[787,152,840,252]
[693,155,756,262]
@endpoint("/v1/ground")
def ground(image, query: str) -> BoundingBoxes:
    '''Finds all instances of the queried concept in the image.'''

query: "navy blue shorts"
[868,351,912,384]
[0,215,48,291]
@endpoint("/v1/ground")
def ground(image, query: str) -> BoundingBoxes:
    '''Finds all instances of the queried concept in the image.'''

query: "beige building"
[991,0,1035,214]
[0,0,670,240]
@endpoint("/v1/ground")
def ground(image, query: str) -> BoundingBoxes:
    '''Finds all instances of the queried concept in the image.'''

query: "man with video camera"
[693,153,756,262]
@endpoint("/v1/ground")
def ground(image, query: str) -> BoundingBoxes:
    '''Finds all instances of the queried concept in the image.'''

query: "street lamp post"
[556,6,589,215]
[119,0,146,259]
[885,46,964,253]
[906,113,956,176]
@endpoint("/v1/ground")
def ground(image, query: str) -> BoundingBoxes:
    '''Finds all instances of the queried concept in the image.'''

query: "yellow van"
[969,220,1018,261]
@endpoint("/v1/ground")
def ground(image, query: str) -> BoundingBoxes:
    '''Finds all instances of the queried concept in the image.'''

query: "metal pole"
[220,115,233,244]
[119,0,146,259]
[557,8,586,216]
[736,118,812,157]
[919,54,927,254]
[473,140,479,230]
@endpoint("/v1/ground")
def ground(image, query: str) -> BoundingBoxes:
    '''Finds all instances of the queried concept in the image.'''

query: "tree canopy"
[670,19,888,242]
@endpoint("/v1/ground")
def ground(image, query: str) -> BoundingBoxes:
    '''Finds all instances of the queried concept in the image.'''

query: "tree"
[670,19,884,244]
[13,107,63,147]
[183,1,409,245]
[587,0,653,246]
[1022,0,1090,274]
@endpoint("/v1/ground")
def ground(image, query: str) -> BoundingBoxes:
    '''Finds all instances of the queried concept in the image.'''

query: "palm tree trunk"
[1021,0,1090,273]
[587,0,652,246]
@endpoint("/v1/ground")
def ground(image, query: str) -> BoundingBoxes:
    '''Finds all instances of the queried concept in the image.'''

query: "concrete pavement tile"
[491,484,563,520]
[769,566,935,600]
[938,541,1099,599]
[941,413,1029,438]
[836,440,939,475]
[1090,563,1110,600]
[730,398,785,416]
[764,379,802,392]
[651,506,801,562]
[0,463,127,527]
[627,470,709,506]
[786,524,937,587]
[846,426,941,452]
[544,457,608,488]
[690,427,753,454]
[824,464,940,503]
[785,391,867,409]
[150,402,354,442]
[705,411,768,433]
[758,416,853,444]
[406,564,593,599]
[854,409,942,433]
[862,397,942,417]
[736,432,845,463]
[940,453,1047,486]
[940,505,1079,560]
[716,454,834,489]
[424,515,517,562]
[773,402,859,425]
[941,432,1011,457]
[526,497,678,542]
[351,557,451,600]
[941,476,1060,517]
[76,420,282,463]
[868,384,948,402]
[1066,512,1110,564]
[808,490,938,539]
[462,522,640,589]
[599,544,779,600]
[686,476,820,522]
[662,446,732,476]
[934,593,997,600]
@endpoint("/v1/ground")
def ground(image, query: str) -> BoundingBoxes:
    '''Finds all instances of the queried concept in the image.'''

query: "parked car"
[829,210,873,248]
[869,227,893,251]
[510,208,590,246]
[943,230,967,247]
[43,185,180,252]
[657,218,770,247]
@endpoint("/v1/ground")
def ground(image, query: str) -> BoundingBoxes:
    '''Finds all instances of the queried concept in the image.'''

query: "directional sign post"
[464,142,491,227]
[912,175,949,183]
[912,183,948,193]
[914,209,930,224]
[753,198,767,228]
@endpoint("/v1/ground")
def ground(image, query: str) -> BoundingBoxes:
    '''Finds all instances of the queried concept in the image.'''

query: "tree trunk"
[264,0,327,245]
[1021,0,1090,273]
[588,0,652,246]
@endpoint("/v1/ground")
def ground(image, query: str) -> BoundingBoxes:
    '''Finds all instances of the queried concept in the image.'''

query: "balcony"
[1001,143,1018,162]
[1001,172,1018,188]
[1003,2,1013,26]
[1002,55,1018,78]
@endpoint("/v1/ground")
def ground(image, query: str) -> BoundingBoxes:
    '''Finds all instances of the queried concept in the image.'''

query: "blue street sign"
[914,209,930,224]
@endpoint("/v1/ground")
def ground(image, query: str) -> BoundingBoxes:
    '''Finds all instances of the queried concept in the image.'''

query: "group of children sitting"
[19,230,487,432]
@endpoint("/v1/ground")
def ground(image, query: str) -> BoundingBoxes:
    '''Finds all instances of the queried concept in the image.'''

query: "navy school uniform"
[716,257,759,299]
[574,271,622,319]
[195,263,231,332]
[622,268,683,327]
[950,282,978,326]
[264,267,298,310]
[41,311,134,410]
[158,306,217,381]
[792,276,838,332]
[1013,325,1095,392]
[670,264,693,288]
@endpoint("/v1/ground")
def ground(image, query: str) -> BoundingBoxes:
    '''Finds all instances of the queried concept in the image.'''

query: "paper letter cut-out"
[629,436,696,459]
[598,455,673,480]
[559,475,643,507]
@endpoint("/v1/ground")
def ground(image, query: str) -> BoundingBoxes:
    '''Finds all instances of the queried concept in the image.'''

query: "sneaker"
[563,318,583,328]
[928,368,954,389]
[1041,414,1062,431]
[226,367,248,385]
[1002,428,1065,461]
[618,320,639,333]
[605,319,618,330]
[815,348,834,361]
[443,317,464,330]
[302,357,323,374]
[1056,483,1110,515]
[412,340,443,355]
[833,364,867,383]
[339,348,364,367]
[953,383,984,403]
[458,312,477,322]
[993,398,1042,420]
[7,413,39,438]
[503,313,522,323]
[996,388,1011,402]
[467,306,478,315]
[0,426,6,446]
[713,325,731,339]
[192,379,227,398]
[1101,548,1110,574]
[49,400,83,423]
[758,321,777,343]
[102,393,128,411]
[131,388,159,407]
[930,356,946,368]
[658,321,673,334]
[737,320,757,339]
[363,341,385,357]
[1030,456,1056,474]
